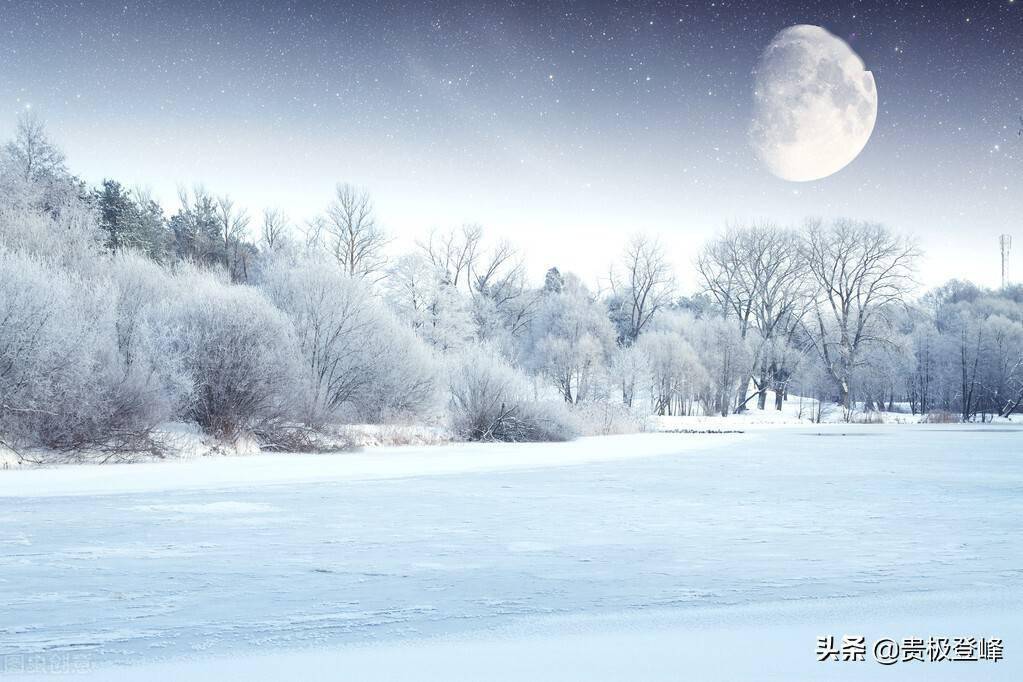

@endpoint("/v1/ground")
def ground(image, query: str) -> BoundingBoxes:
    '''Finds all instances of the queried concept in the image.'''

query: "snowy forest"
[1,114,1022,460]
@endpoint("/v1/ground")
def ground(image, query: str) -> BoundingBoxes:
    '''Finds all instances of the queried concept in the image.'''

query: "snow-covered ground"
[1,425,1021,680]
[646,389,939,428]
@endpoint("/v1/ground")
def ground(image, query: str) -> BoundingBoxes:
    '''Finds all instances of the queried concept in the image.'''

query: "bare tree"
[471,239,536,337]
[260,208,289,252]
[609,234,676,344]
[216,195,251,281]
[417,225,536,337]
[472,238,518,293]
[298,217,325,252]
[697,224,808,411]
[801,219,919,412]
[419,224,483,288]
[323,183,389,279]
[3,111,66,182]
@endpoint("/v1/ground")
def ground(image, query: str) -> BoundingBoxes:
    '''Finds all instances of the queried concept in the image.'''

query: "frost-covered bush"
[0,249,167,453]
[110,251,173,363]
[260,256,440,425]
[448,348,576,442]
[0,186,104,274]
[158,271,301,442]
[919,410,959,424]
[569,401,642,436]
[355,322,440,422]
[107,252,192,429]
[0,249,102,446]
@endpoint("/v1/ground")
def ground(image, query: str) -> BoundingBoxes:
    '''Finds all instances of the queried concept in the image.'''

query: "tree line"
[1,114,1021,459]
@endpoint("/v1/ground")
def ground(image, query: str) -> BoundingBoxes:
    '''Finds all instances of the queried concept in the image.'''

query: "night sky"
[1,1,1020,287]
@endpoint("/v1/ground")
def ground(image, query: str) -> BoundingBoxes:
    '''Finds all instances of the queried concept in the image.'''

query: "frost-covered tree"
[169,185,222,266]
[216,194,251,281]
[801,219,919,412]
[420,224,482,289]
[905,309,942,415]
[0,113,92,237]
[687,315,751,417]
[931,297,1023,420]
[3,111,66,183]
[977,315,1023,418]
[320,183,389,280]
[698,224,807,411]
[524,274,616,403]
[608,234,675,344]
[418,225,536,343]
[857,334,914,412]
[470,241,536,342]
[636,330,707,416]
[543,267,564,294]
[93,180,167,258]
[609,344,645,407]
[260,256,439,425]
[260,208,290,253]
[385,253,475,352]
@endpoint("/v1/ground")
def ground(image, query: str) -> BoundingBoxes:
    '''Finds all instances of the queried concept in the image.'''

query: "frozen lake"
[1,425,1021,679]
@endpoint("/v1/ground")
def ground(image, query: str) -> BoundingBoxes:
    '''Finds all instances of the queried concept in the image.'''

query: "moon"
[749,25,877,182]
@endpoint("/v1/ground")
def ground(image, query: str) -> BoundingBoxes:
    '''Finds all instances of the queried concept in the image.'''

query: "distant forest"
[1,113,1021,459]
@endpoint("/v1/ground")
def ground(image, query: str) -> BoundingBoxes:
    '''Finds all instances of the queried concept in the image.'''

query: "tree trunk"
[839,380,851,413]
[734,378,750,414]
[1000,391,1023,418]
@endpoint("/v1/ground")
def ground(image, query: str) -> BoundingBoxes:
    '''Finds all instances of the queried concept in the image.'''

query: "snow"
[0,433,744,498]
[338,423,452,448]
[18,595,1016,681]
[1,425,1021,680]
[646,390,937,428]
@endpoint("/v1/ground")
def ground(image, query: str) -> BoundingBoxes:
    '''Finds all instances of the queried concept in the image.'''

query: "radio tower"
[1001,234,1012,289]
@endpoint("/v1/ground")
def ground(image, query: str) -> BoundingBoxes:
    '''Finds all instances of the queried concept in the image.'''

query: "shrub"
[354,322,440,422]
[0,249,166,454]
[920,410,960,424]
[448,348,576,442]
[158,272,301,442]
[849,411,885,424]
[260,257,441,425]
[570,401,643,436]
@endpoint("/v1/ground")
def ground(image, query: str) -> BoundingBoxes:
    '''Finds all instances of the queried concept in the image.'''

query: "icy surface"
[1,425,1021,679]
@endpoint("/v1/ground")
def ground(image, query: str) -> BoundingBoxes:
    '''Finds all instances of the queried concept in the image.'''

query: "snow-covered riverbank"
[0,432,747,498]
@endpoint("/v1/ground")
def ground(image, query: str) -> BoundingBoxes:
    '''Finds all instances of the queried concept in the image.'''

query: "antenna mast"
[1001,234,1012,289]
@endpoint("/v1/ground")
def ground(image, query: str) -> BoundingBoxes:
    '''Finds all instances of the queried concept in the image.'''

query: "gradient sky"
[1,0,1020,289]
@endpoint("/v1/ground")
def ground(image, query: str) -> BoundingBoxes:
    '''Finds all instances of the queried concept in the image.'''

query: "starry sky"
[1,0,1020,288]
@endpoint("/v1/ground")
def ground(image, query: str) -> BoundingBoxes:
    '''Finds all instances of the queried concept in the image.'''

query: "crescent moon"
[749,25,878,182]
